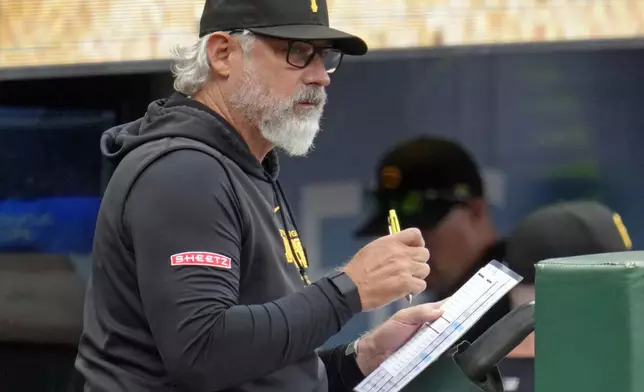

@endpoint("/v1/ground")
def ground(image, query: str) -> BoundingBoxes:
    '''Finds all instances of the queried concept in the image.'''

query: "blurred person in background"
[499,200,633,392]
[72,1,445,391]
[355,136,507,344]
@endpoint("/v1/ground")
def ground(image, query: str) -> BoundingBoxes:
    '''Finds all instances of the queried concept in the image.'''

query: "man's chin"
[293,107,324,120]
[277,137,316,157]
[259,115,321,156]
[282,147,313,157]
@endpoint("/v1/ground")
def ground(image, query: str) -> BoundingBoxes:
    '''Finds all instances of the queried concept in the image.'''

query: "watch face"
[345,340,358,357]
[331,271,355,293]
[329,271,361,313]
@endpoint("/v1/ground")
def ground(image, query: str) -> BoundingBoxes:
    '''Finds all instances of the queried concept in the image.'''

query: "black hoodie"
[74,93,363,392]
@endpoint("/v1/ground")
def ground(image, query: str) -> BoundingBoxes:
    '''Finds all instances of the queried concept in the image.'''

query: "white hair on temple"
[170,31,255,96]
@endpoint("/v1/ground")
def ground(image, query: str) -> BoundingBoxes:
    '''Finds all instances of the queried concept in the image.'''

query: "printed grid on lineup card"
[354,260,522,392]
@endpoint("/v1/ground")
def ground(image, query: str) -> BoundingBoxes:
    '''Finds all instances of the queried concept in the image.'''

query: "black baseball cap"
[199,0,368,56]
[505,200,633,284]
[355,136,484,237]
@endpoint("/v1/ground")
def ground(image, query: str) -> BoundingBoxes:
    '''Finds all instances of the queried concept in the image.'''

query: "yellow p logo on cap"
[310,0,318,13]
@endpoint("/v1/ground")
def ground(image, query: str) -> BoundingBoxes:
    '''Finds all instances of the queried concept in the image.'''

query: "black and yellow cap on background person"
[199,0,368,56]
[354,136,484,237]
[505,200,633,284]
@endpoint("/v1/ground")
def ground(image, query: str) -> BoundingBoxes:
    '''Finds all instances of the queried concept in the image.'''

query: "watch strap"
[328,270,362,314]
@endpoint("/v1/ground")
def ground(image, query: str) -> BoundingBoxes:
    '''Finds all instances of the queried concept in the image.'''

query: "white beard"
[229,58,327,157]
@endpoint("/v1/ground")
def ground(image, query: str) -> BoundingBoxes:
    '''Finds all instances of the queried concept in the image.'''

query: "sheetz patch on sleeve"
[170,251,232,269]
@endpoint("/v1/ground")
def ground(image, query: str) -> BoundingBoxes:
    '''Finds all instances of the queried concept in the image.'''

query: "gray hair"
[170,31,255,96]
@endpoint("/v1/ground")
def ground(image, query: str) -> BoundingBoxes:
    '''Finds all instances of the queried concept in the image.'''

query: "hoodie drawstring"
[273,180,311,286]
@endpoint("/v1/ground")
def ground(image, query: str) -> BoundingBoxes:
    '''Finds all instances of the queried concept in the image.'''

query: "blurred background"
[1,0,644,390]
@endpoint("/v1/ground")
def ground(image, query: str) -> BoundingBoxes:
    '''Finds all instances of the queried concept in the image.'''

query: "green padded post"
[535,251,644,392]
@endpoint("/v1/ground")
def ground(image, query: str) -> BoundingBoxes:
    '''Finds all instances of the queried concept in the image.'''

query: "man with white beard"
[72,1,446,392]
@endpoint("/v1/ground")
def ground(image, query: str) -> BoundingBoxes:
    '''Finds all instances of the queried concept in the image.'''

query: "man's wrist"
[355,334,377,376]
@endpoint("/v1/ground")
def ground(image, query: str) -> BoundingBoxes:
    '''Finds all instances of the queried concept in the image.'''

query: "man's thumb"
[395,303,444,325]
[392,227,425,247]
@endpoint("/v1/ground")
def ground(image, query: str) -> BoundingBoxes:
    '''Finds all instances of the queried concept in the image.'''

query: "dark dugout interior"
[0,38,643,391]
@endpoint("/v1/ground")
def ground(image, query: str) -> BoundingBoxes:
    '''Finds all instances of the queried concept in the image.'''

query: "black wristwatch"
[328,270,359,298]
[328,270,362,315]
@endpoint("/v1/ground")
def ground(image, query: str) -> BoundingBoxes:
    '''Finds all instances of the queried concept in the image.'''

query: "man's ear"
[206,32,235,78]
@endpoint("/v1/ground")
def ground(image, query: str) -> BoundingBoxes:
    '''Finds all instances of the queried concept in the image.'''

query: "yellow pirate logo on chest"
[279,229,311,284]
[279,229,309,268]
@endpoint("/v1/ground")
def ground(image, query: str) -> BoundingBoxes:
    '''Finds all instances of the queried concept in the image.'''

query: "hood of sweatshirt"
[100,92,279,182]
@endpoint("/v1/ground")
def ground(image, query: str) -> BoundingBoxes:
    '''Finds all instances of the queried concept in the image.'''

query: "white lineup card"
[354,260,522,392]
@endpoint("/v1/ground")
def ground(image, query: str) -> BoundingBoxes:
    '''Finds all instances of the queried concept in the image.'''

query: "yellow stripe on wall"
[1,0,644,68]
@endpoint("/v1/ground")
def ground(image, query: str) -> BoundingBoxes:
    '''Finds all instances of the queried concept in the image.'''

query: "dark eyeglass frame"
[284,40,344,73]
[228,29,344,74]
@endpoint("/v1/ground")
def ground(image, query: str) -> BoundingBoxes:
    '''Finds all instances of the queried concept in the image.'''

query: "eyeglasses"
[229,29,344,74]
[285,40,344,74]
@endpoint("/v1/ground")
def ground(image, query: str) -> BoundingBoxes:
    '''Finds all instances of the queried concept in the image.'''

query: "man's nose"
[302,56,331,87]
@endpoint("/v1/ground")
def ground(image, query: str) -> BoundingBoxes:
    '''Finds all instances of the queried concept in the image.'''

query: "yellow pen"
[388,209,413,304]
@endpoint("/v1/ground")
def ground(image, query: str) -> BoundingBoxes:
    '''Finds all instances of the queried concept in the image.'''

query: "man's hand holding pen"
[342,228,431,311]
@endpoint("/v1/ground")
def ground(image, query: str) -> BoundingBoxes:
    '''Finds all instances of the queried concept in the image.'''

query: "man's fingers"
[411,262,431,280]
[392,227,425,247]
[409,247,430,263]
[408,277,427,296]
